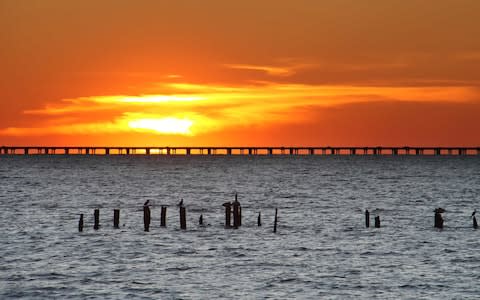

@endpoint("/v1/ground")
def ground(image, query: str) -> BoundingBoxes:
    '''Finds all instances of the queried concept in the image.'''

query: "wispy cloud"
[224,64,296,76]
[0,81,477,137]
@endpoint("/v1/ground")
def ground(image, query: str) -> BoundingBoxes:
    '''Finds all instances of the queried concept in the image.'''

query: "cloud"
[224,64,296,76]
[0,81,478,138]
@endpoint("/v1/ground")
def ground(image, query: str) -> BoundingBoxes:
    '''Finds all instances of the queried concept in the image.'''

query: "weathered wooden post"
[144,205,151,232]
[374,216,380,228]
[223,202,232,228]
[78,214,84,232]
[258,212,262,226]
[238,206,242,227]
[94,209,100,230]
[180,206,187,230]
[434,208,444,229]
[233,203,240,229]
[273,208,278,233]
[472,210,478,229]
[232,193,241,228]
[160,206,167,227]
[199,214,203,225]
[365,209,370,228]
[113,209,120,229]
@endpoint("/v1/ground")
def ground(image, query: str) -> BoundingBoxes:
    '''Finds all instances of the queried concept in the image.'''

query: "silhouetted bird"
[434,207,445,214]
[472,209,477,218]
[233,193,240,206]
[222,201,231,207]
[144,200,150,206]
[177,199,184,207]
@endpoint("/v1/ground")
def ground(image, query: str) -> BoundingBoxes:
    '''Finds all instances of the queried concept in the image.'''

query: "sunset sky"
[1,0,480,146]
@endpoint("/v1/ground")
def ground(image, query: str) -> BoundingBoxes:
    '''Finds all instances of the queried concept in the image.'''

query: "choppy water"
[0,155,480,299]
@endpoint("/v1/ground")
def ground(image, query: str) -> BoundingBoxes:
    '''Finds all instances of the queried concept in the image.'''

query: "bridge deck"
[1,146,479,155]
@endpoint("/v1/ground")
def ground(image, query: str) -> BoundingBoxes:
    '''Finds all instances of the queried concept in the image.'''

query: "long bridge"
[1,146,479,156]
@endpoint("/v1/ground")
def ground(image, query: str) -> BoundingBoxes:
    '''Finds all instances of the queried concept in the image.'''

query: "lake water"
[1,155,480,299]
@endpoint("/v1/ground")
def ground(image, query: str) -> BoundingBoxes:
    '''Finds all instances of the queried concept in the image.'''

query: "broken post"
[78,214,84,232]
[144,205,151,232]
[474,216,478,229]
[434,208,444,229]
[258,212,262,226]
[374,216,380,228]
[239,206,242,226]
[223,202,232,228]
[232,193,241,228]
[113,209,120,229]
[365,209,370,228]
[233,203,240,228]
[180,206,187,230]
[160,206,167,227]
[94,209,100,230]
[273,208,278,233]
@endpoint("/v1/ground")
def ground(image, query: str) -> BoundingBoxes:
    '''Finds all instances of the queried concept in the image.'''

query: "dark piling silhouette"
[472,210,478,229]
[233,193,241,229]
[160,206,167,227]
[199,214,203,225]
[273,208,278,233]
[365,209,370,228]
[143,205,151,232]
[223,202,232,228]
[258,212,262,226]
[434,208,445,229]
[78,214,84,232]
[239,206,242,227]
[180,206,187,230]
[94,209,100,230]
[374,216,381,228]
[113,209,120,229]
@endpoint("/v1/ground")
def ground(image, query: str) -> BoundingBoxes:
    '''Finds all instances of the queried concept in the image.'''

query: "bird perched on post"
[177,198,184,207]
[144,200,150,207]
[472,209,477,218]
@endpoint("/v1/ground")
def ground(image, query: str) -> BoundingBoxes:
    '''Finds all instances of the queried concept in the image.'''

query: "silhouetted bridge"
[1,146,479,155]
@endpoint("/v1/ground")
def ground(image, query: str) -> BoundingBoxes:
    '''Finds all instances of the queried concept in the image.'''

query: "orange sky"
[1,0,480,146]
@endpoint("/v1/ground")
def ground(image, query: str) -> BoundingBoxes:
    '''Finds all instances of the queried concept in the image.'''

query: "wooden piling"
[365,209,370,228]
[180,206,187,230]
[474,216,478,229]
[223,202,232,228]
[232,193,241,228]
[199,214,203,225]
[78,214,84,232]
[94,209,100,230]
[233,202,240,229]
[238,206,242,227]
[434,211,444,229]
[273,208,278,233]
[374,216,380,228]
[160,206,167,227]
[258,212,262,226]
[143,206,151,232]
[113,209,120,229]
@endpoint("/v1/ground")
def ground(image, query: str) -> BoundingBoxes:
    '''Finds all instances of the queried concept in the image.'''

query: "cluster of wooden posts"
[365,208,479,229]
[78,194,280,233]
[79,206,477,233]
[79,199,477,233]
